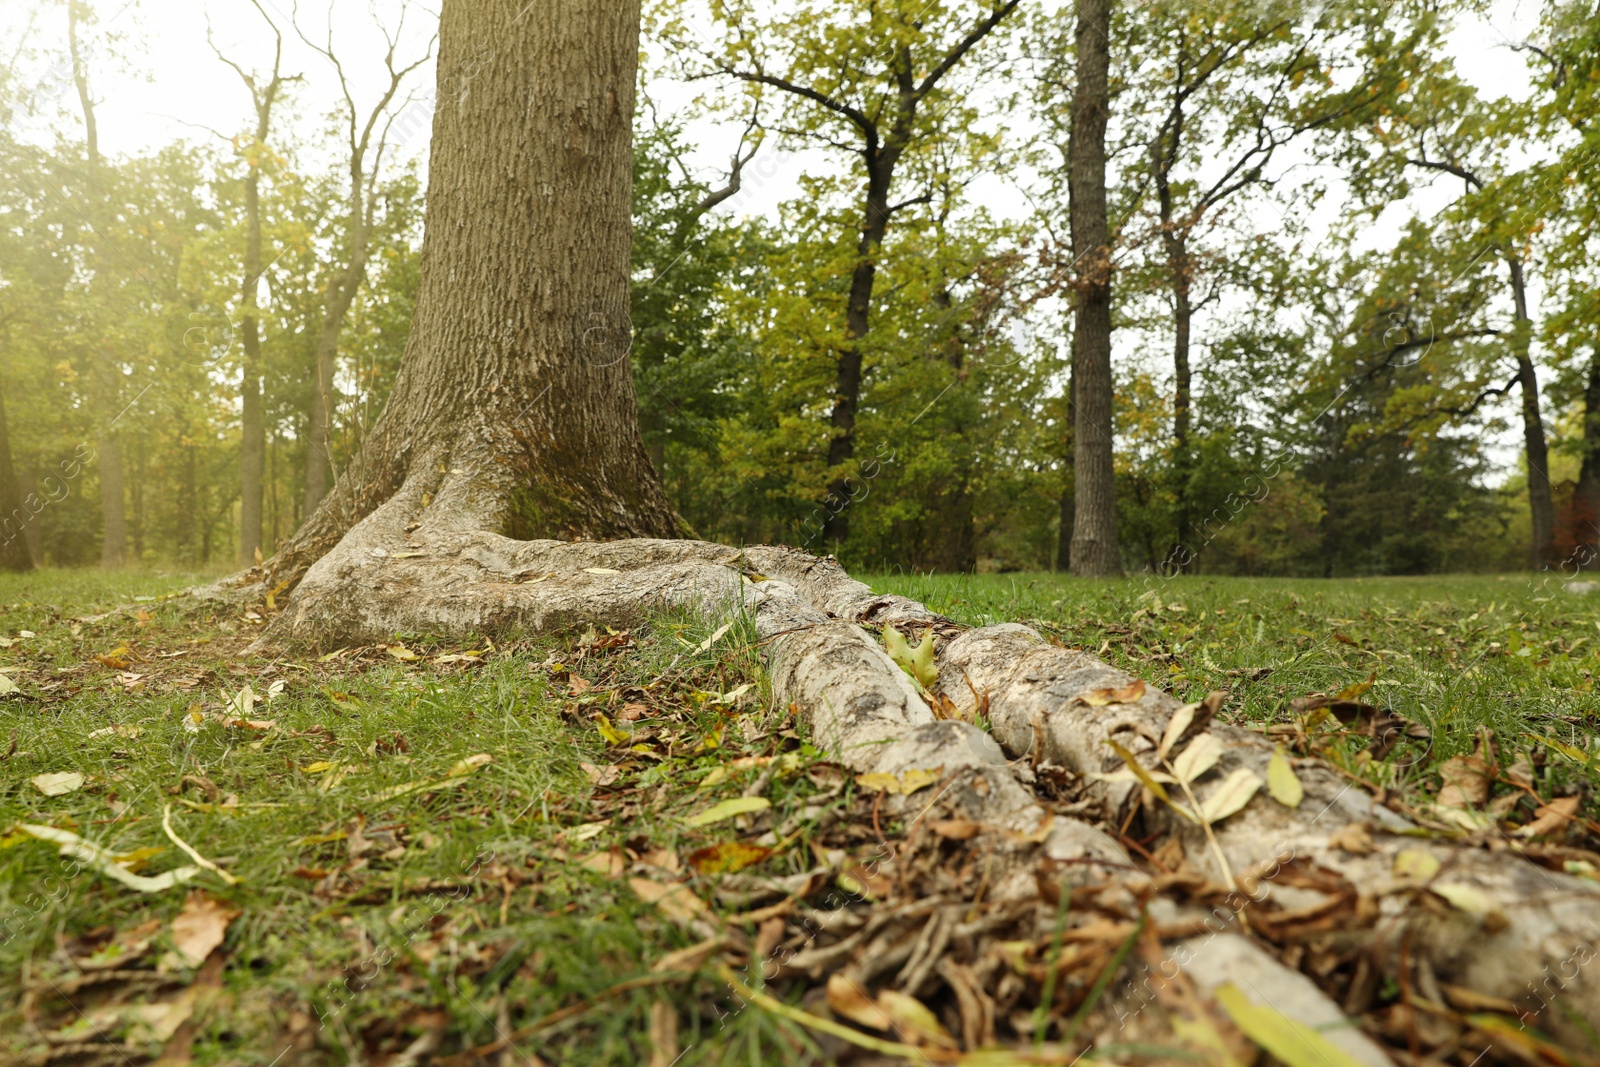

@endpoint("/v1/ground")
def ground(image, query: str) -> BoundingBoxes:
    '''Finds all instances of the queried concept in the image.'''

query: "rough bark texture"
[1067,0,1120,577]
[250,0,680,599]
[1509,256,1554,572]
[0,376,33,572]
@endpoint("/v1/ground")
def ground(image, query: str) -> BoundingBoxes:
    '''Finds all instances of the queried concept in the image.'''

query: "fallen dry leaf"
[580,761,620,787]
[687,841,772,875]
[855,768,942,796]
[630,877,711,927]
[1518,796,1581,838]
[579,849,627,877]
[1327,822,1375,855]
[166,892,239,968]
[1081,679,1146,706]
[826,973,891,1030]
[32,771,85,796]
[685,796,770,827]
[928,819,982,839]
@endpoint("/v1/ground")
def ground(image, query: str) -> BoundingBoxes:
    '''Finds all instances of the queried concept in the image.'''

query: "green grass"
[868,569,1600,801]
[0,568,838,1064]
[3,566,1598,1064]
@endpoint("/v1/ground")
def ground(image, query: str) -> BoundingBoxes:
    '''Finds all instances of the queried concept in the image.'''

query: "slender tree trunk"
[1507,256,1553,571]
[96,418,126,568]
[1166,233,1194,572]
[261,0,677,620]
[821,159,899,549]
[14,470,44,568]
[129,433,144,561]
[0,373,33,572]
[239,131,267,565]
[1068,0,1120,576]
[300,227,367,519]
[1056,362,1075,572]
[70,4,127,569]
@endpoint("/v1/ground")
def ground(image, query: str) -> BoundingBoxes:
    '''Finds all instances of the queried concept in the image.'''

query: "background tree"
[1067,0,1119,576]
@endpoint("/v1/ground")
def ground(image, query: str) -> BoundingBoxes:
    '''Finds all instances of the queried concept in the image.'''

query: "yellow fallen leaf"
[1215,983,1370,1067]
[1393,848,1441,883]
[1171,733,1225,785]
[1333,672,1377,702]
[1432,882,1498,917]
[684,796,770,827]
[694,622,733,654]
[1267,747,1304,809]
[856,768,942,796]
[1158,702,1198,761]
[1199,768,1261,824]
[876,989,958,1050]
[582,566,621,574]
[32,772,85,797]
[594,713,628,746]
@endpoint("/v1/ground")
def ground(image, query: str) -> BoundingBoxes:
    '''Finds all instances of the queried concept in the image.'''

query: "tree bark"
[1507,256,1554,571]
[237,96,278,566]
[240,183,265,566]
[300,191,369,520]
[821,129,904,550]
[1068,0,1120,576]
[69,3,127,570]
[254,0,678,622]
[0,369,33,572]
[1056,360,1076,572]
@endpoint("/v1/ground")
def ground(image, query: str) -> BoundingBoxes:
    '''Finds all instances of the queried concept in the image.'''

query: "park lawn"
[0,566,1597,1065]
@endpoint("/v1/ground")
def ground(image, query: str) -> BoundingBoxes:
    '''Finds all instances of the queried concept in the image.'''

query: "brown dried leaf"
[166,892,239,968]
[1081,679,1146,707]
[630,877,710,928]
[1517,796,1581,839]
[1327,823,1375,855]
[928,819,982,840]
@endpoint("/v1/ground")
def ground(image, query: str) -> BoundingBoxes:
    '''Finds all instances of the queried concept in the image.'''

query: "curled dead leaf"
[1081,679,1146,707]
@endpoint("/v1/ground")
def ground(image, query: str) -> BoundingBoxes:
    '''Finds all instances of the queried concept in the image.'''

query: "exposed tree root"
[248,534,1600,1061]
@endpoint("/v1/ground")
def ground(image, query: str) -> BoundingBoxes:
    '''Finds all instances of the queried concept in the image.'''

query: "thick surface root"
[261,532,1600,1060]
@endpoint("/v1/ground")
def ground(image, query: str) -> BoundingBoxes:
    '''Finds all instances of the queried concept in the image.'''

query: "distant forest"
[2,0,1597,577]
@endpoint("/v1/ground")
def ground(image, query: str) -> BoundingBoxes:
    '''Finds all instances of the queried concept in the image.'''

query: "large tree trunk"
[1508,256,1554,571]
[1068,0,1120,576]
[255,0,677,622]
[0,372,32,572]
